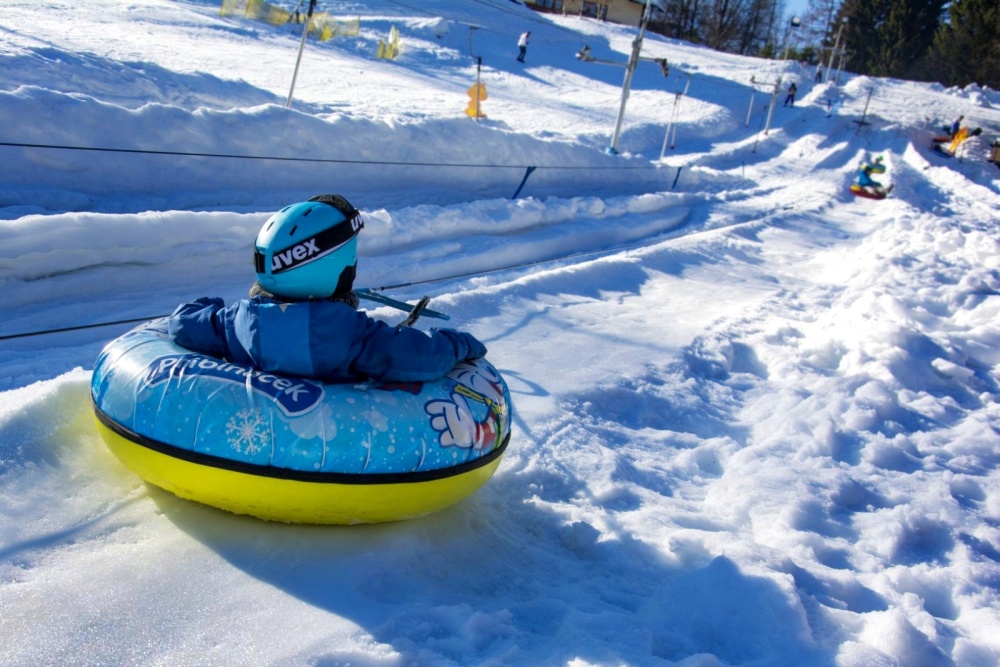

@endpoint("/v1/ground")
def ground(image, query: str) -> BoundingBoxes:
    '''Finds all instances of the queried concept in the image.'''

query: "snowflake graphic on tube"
[226,408,270,456]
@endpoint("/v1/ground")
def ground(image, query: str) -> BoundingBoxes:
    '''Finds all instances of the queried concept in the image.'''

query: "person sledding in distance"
[934,125,983,157]
[932,116,964,144]
[851,156,893,199]
[948,115,963,138]
[167,194,488,383]
[932,115,982,146]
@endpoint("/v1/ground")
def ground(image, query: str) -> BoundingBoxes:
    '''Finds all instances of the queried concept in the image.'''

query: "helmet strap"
[334,263,357,296]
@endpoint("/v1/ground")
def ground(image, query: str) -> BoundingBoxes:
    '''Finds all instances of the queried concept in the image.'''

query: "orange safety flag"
[948,126,969,154]
[468,83,488,101]
[466,83,487,118]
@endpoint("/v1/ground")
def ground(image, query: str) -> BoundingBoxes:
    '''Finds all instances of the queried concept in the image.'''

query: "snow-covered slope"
[2,1,1000,665]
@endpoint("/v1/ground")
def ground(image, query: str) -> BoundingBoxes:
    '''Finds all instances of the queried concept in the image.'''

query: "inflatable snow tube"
[91,319,511,524]
[849,184,890,200]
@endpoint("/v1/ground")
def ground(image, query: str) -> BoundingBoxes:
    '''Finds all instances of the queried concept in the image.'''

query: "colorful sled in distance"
[850,184,892,200]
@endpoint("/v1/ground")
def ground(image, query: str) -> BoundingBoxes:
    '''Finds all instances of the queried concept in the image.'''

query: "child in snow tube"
[167,194,487,384]
[855,157,887,196]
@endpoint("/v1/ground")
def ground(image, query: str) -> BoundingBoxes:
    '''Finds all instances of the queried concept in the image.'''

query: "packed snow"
[2,0,1000,665]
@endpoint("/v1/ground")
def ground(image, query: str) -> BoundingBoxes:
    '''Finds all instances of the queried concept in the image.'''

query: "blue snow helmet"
[253,194,363,299]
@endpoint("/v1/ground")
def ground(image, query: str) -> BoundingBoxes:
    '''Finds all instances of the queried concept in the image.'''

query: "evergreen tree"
[835,0,889,76]
[878,0,946,78]
[798,44,819,64]
[923,0,1000,88]
[837,0,944,79]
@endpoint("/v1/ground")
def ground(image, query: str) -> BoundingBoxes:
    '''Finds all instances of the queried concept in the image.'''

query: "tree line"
[648,0,999,90]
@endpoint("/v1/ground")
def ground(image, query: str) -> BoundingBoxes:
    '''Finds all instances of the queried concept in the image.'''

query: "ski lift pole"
[760,76,780,136]
[752,79,777,153]
[660,74,690,159]
[608,0,652,154]
[745,77,757,127]
[854,87,873,135]
[825,17,847,84]
[782,16,801,61]
[285,0,316,108]
[466,26,485,122]
[752,102,769,153]
[834,47,848,85]
[745,91,756,127]
[670,74,691,149]
[475,56,483,122]
[659,100,678,159]
[609,39,642,153]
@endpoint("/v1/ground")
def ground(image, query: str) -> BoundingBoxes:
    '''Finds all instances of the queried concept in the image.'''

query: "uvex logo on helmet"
[271,237,325,273]
[256,214,363,275]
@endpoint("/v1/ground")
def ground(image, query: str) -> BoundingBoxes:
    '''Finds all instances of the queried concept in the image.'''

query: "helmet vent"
[289,225,298,235]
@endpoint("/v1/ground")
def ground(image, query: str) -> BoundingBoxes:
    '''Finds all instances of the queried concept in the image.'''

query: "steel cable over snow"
[1,213,690,341]
[0,141,660,172]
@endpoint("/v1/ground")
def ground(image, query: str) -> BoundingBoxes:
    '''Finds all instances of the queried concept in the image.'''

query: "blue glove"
[461,332,488,360]
[435,328,487,361]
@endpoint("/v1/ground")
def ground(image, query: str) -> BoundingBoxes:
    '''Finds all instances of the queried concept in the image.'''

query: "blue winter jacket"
[167,296,487,383]
[857,167,880,188]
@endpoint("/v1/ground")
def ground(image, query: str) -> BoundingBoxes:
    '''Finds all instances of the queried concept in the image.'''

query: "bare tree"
[799,0,840,61]
[702,0,750,51]
[739,0,783,55]
[657,0,703,41]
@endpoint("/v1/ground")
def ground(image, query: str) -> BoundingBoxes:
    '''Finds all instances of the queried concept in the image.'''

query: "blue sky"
[785,0,809,22]
[786,0,810,19]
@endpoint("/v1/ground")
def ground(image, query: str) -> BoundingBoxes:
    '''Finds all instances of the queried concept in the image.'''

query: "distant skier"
[517,31,530,63]
[783,82,798,107]
[815,65,823,83]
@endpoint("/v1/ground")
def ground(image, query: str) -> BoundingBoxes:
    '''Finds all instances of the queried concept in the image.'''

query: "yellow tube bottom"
[96,418,503,524]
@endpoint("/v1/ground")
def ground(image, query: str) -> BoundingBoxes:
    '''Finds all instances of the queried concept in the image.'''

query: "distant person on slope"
[517,31,530,63]
[167,194,487,383]
[826,94,842,118]
[783,82,798,107]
